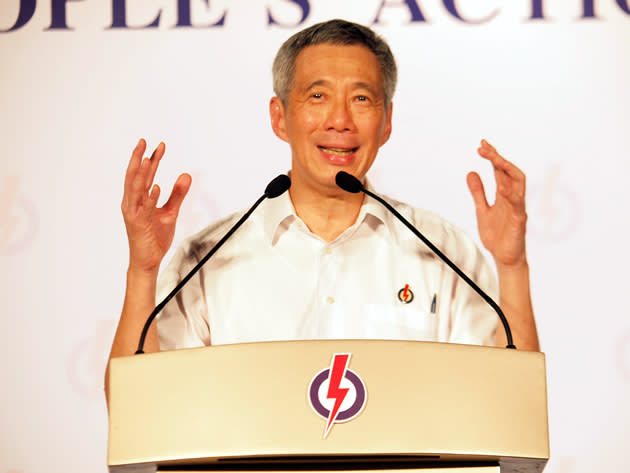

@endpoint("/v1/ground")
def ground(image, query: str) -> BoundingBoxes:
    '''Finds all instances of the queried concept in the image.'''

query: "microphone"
[335,171,516,349]
[265,174,291,198]
[136,174,291,354]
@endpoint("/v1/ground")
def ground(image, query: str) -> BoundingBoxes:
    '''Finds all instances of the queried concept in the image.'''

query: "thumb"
[163,173,192,216]
[466,171,489,215]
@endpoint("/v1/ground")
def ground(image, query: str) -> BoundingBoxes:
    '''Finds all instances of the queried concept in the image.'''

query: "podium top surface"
[108,340,549,472]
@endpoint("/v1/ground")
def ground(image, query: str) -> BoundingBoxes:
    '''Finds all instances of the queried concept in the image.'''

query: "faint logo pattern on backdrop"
[65,174,221,400]
[66,318,117,400]
[616,328,630,381]
[0,175,39,253]
[528,164,581,242]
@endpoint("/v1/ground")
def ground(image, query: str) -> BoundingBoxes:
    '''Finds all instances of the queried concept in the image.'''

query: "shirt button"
[326,296,335,304]
[325,246,332,255]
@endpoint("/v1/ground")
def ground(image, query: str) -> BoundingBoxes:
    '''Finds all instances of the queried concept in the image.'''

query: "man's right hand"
[106,139,191,403]
[121,139,192,275]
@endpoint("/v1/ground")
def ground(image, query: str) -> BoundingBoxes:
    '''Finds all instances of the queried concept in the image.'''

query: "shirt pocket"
[362,304,438,341]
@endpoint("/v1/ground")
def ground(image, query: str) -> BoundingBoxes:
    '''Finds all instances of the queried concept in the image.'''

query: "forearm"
[105,266,160,402]
[495,260,540,351]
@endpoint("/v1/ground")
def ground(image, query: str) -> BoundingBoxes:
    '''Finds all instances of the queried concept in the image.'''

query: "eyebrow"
[302,79,330,94]
[302,80,381,98]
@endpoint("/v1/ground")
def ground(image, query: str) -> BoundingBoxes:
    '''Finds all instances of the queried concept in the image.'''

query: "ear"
[270,96,289,143]
[379,102,393,146]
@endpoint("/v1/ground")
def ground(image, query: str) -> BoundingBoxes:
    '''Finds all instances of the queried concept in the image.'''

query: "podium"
[107,340,549,473]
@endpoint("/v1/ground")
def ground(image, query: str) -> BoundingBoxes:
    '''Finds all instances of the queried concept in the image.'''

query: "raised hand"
[466,139,527,270]
[121,139,192,274]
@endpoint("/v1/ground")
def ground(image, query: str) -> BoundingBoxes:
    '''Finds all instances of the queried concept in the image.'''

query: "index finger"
[124,138,147,194]
[143,142,165,192]
[477,139,525,182]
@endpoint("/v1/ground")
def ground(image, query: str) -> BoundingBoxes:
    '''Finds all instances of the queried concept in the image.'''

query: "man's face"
[270,43,393,194]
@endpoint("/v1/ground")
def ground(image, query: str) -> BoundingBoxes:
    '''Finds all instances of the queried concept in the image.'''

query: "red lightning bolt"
[324,353,351,438]
[402,284,410,302]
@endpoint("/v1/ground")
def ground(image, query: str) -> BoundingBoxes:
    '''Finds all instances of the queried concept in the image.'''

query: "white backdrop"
[1,1,629,472]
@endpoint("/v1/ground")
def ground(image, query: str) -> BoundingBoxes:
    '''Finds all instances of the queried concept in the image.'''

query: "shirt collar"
[262,178,398,246]
[262,188,297,245]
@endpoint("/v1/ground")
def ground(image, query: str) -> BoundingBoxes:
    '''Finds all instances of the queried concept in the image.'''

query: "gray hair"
[272,19,398,106]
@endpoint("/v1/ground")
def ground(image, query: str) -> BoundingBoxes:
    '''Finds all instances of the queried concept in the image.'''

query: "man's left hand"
[466,139,528,271]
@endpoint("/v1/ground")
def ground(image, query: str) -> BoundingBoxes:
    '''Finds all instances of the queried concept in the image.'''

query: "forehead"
[292,43,383,91]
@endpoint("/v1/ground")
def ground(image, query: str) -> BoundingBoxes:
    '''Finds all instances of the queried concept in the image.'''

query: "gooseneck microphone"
[135,174,291,354]
[335,171,516,349]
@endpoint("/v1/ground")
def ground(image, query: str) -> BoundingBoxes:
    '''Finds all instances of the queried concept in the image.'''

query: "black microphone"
[265,174,291,198]
[136,174,291,354]
[335,171,516,349]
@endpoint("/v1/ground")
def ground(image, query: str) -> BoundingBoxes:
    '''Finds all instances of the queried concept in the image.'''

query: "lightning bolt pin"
[397,284,414,304]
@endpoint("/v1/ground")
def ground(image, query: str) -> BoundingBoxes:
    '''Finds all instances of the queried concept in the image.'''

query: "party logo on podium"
[308,353,367,438]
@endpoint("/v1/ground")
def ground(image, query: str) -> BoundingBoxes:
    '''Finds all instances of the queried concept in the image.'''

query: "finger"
[130,157,151,209]
[478,140,525,183]
[124,138,146,195]
[480,138,496,153]
[122,139,146,211]
[495,170,526,208]
[478,140,505,166]
[466,171,489,214]
[162,173,192,216]
[494,162,526,199]
[144,142,165,192]
[142,184,161,217]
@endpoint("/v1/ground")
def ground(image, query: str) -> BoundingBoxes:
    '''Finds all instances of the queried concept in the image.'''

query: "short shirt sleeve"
[444,226,498,346]
[155,243,211,350]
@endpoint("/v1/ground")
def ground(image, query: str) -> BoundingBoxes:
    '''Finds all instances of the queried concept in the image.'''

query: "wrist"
[495,256,529,277]
[127,263,160,281]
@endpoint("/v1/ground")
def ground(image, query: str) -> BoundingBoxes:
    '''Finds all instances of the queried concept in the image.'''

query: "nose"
[324,97,356,132]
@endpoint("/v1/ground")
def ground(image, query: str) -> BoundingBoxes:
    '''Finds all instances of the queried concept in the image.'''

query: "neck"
[289,179,364,242]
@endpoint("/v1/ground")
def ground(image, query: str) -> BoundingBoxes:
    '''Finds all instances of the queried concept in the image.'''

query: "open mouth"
[318,146,359,156]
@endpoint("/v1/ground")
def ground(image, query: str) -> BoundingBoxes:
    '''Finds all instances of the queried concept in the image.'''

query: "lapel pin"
[397,284,414,304]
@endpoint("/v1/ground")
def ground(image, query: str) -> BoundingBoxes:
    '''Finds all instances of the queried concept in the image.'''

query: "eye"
[312,93,323,99]
[356,95,369,102]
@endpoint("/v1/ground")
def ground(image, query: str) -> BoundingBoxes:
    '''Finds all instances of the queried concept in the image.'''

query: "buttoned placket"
[316,239,345,338]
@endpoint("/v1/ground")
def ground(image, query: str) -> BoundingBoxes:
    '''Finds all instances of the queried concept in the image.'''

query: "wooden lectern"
[107,340,549,473]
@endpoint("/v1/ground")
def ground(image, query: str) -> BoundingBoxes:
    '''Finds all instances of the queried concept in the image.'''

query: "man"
[106,20,539,394]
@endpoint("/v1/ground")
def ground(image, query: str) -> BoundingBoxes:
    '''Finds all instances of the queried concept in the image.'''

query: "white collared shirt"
[156,190,498,349]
